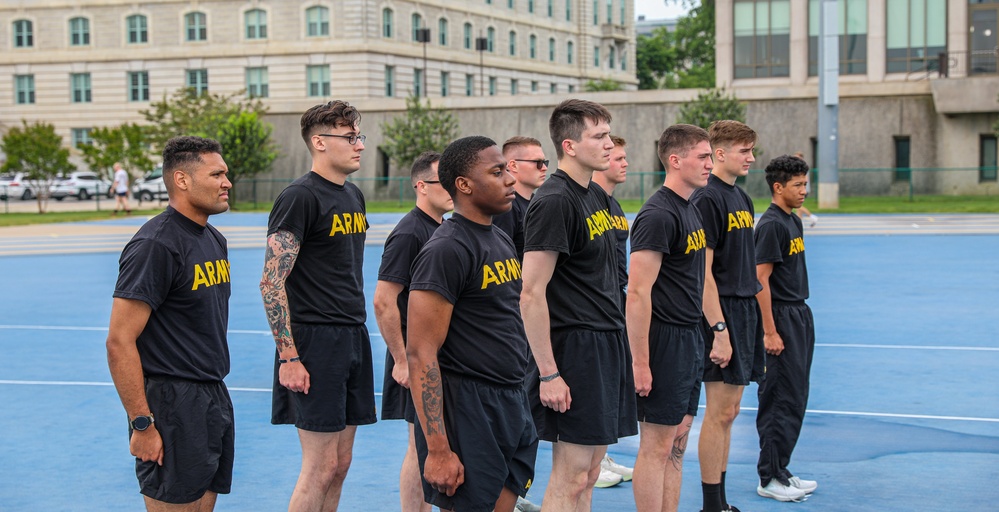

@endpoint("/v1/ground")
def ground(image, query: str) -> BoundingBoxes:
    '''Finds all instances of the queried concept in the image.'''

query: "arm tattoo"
[260,230,301,352]
[420,363,444,436]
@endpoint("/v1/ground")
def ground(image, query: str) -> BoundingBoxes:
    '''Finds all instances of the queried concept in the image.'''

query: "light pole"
[416,28,431,97]
[475,36,488,96]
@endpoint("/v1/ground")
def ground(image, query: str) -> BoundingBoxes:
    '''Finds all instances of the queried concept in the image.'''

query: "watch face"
[713,322,726,331]
[131,416,152,431]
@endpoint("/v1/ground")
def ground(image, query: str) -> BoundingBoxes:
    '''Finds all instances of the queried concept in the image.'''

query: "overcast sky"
[633,0,692,20]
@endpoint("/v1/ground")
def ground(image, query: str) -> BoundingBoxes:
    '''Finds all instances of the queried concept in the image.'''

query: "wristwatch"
[710,322,727,332]
[130,414,155,431]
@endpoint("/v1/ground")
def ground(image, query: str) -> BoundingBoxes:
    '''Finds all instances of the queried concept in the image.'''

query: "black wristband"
[278,356,301,364]
[539,371,560,382]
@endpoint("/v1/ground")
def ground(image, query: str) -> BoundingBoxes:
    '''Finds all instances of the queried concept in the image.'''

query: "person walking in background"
[113,162,132,215]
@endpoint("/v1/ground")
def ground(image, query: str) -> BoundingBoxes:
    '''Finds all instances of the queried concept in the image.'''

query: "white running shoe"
[594,467,624,488]
[757,480,807,502]
[788,476,818,494]
[600,454,633,482]
[515,496,542,512]
[809,214,819,227]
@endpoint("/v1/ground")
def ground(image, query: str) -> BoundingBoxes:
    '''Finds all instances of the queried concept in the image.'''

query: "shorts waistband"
[651,318,701,330]
[442,370,525,391]
[145,375,224,386]
[772,299,806,306]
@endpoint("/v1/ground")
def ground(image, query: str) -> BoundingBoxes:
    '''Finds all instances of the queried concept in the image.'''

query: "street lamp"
[475,36,488,96]
[416,28,431,97]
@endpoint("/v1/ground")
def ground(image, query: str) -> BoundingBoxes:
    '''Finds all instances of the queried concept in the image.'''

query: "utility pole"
[817,0,840,208]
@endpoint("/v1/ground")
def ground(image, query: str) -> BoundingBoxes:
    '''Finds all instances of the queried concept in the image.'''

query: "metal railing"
[938,49,999,78]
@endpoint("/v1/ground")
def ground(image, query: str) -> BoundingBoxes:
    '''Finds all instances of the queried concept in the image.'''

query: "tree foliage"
[379,95,460,170]
[584,79,623,92]
[637,0,715,89]
[216,111,280,202]
[1,121,76,212]
[140,88,268,154]
[79,123,153,182]
[676,88,746,130]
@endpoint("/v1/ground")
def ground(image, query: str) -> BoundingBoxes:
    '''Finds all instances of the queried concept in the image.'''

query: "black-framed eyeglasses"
[317,133,366,145]
[515,159,549,170]
[414,180,441,189]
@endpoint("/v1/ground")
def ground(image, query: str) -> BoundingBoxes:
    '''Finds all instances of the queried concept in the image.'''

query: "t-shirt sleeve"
[523,194,571,254]
[378,232,422,286]
[693,191,723,249]
[630,208,673,256]
[113,238,178,310]
[267,185,315,241]
[409,239,470,305]
[754,221,785,265]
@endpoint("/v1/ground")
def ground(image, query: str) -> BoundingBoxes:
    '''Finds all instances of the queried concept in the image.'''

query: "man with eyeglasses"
[260,100,376,511]
[373,151,452,512]
[493,136,548,261]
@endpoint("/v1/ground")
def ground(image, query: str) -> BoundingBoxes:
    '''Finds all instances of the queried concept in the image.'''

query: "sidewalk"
[0,197,160,214]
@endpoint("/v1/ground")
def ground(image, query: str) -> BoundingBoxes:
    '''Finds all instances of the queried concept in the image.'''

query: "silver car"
[0,172,35,200]
[51,172,113,200]
[132,166,167,202]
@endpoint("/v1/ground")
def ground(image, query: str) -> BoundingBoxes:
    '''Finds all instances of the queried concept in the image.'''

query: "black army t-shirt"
[268,172,368,325]
[608,194,630,292]
[493,191,530,260]
[114,206,231,382]
[377,207,442,332]
[523,170,624,332]
[755,203,809,302]
[409,214,529,387]
[690,174,761,298]
[630,186,706,326]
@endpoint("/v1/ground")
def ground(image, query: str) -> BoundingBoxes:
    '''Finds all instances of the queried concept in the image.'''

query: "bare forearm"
[521,291,556,375]
[756,282,777,335]
[107,338,150,417]
[409,358,450,452]
[702,272,725,325]
[626,291,653,366]
[373,285,407,362]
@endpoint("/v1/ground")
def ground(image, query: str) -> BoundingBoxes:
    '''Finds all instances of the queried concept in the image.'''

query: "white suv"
[132,166,167,202]
[51,172,113,200]
[0,172,35,200]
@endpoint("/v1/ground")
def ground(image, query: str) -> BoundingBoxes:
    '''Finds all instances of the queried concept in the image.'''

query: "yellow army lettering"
[726,210,754,232]
[586,209,614,240]
[192,259,232,290]
[330,212,368,237]
[685,228,706,254]
[611,214,629,232]
[481,258,523,289]
[788,236,805,256]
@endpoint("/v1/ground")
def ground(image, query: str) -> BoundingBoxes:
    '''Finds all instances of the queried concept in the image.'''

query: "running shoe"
[757,480,807,502]
[515,496,542,512]
[809,214,819,227]
[788,476,818,494]
[594,467,624,488]
[600,454,633,482]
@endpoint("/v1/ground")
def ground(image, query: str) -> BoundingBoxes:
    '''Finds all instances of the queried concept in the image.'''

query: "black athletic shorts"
[528,328,638,445]
[415,373,538,512]
[636,321,704,425]
[381,350,416,423]
[135,376,234,504]
[271,323,377,432]
[702,296,765,385]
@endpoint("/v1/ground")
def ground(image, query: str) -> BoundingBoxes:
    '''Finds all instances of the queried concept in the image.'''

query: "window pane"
[771,0,790,34]
[734,3,755,35]
[886,0,908,48]
[982,135,999,181]
[808,0,819,37]
[926,0,946,47]
[755,2,770,32]
[847,0,867,35]
[910,0,925,47]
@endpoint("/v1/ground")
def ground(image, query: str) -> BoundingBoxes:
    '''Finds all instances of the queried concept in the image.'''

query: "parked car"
[51,171,113,200]
[0,172,35,200]
[132,166,167,202]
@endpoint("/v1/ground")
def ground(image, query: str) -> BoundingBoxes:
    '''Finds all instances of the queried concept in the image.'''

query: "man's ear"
[455,175,473,196]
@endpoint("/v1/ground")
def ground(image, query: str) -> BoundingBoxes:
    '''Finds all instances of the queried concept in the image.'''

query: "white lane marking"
[0,325,383,338]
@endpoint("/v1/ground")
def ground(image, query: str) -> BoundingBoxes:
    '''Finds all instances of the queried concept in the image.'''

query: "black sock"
[721,471,728,508]
[702,481,723,512]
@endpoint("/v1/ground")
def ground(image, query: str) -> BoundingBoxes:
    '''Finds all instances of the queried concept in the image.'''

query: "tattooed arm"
[260,230,309,393]
[406,289,464,497]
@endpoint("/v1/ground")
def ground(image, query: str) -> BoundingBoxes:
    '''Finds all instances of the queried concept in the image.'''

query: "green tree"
[584,79,623,92]
[637,0,715,89]
[379,94,460,171]
[216,111,280,205]
[676,88,746,130]
[1,121,76,212]
[79,123,154,183]
[141,88,267,153]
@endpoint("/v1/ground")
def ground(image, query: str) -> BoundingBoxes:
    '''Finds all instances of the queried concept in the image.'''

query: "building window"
[127,15,148,44]
[594,46,601,67]
[245,67,269,98]
[13,19,33,48]
[511,79,519,95]
[886,0,946,73]
[307,65,330,97]
[15,75,35,104]
[607,0,613,24]
[185,12,207,41]
[306,6,330,37]
[622,50,627,70]
[464,23,473,49]
[568,84,575,93]
[414,68,424,97]
[548,0,554,17]
[593,0,599,25]
[487,27,495,52]
[187,69,209,95]
[509,30,517,55]
[441,71,450,96]
[550,82,557,93]
[808,0,867,76]
[128,71,149,102]
[245,9,267,39]
[489,76,497,95]
[385,66,395,97]
[383,9,394,38]
[509,0,515,8]
[72,128,93,148]
[465,73,474,96]
[531,80,538,92]
[71,73,92,103]
[568,41,574,63]
[893,136,911,182]
[620,0,625,24]
[609,46,616,68]
[530,35,537,58]
[439,18,448,45]
[566,0,572,21]
[734,0,790,78]
[981,135,998,182]
[412,13,423,42]
[548,38,556,61]
[70,17,90,46]
[529,0,535,13]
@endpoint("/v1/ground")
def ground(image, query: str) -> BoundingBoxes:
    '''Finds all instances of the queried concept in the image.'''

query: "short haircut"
[162,136,223,193]
[410,151,442,185]
[657,124,709,163]
[438,136,497,197]
[708,120,757,150]
[610,135,627,148]
[765,154,810,193]
[549,99,612,159]
[300,100,361,148]
[502,136,542,157]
